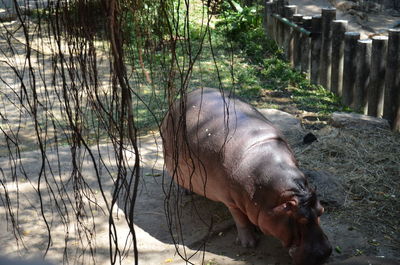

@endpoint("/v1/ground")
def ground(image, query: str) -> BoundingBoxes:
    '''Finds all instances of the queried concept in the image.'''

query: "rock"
[391,20,400,28]
[303,132,317,144]
[366,2,382,12]
[389,11,400,18]
[329,255,400,265]
[330,112,390,130]
[382,0,398,10]
[301,170,346,208]
[348,9,367,20]
[258,109,305,145]
[336,1,357,12]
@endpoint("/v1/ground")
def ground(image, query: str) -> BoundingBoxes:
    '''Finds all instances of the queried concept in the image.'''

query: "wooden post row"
[264,2,399,132]
[368,36,388,118]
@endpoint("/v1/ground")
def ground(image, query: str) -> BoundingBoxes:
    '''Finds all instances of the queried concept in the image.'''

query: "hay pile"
[294,125,400,248]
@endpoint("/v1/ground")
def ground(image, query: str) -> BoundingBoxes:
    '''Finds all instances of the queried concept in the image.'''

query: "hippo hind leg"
[228,207,259,248]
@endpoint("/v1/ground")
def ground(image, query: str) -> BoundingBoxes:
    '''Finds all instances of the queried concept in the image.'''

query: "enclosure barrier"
[263,0,400,132]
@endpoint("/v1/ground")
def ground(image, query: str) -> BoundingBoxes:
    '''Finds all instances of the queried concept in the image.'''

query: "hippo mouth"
[287,221,303,257]
[288,238,302,258]
[287,223,333,265]
[288,245,298,258]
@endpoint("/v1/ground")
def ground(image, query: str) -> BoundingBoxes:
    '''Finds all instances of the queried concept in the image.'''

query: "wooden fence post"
[310,15,322,85]
[283,5,297,63]
[331,20,348,96]
[264,1,274,38]
[263,0,267,31]
[319,8,336,90]
[284,4,296,19]
[342,32,360,106]
[300,16,312,75]
[394,93,400,132]
[276,0,288,46]
[277,0,287,15]
[269,1,278,42]
[292,14,303,70]
[368,36,388,118]
[383,29,400,128]
[354,39,372,114]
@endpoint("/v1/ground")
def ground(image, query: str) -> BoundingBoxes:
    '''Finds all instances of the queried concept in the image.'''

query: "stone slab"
[330,112,390,130]
[302,169,346,208]
[259,108,306,145]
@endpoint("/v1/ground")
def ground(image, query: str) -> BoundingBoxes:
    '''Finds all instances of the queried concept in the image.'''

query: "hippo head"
[285,191,332,265]
[256,181,332,265]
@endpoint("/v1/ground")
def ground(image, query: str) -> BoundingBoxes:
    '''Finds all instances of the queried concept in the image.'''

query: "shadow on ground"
[117,166,292,265]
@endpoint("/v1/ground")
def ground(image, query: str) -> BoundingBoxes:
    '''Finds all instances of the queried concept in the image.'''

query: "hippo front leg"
[228,207,258,248]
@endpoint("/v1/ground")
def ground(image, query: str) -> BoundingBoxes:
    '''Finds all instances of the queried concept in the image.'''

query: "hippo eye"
[316,203,324,217]
[317,207,324,217]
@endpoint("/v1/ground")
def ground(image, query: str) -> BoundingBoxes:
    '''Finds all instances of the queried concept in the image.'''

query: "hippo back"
[161,88,294,202]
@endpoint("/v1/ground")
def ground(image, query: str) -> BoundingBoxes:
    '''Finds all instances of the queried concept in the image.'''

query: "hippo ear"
[272,200,297,216]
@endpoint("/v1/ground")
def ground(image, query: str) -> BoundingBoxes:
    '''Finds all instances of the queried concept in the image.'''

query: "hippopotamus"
[161,88,332,265]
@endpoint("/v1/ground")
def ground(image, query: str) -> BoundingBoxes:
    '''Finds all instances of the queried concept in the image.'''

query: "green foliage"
[260,57,295,89]
[234,65,263,99]
[216,3,259,41]
[215,2,280,65]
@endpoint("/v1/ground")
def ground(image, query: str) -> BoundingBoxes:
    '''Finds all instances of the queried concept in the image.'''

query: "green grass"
[259,57,348,114]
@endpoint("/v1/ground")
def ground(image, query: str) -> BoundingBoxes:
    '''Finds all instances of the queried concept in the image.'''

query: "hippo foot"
[235,226,259,248]
[177,185,193,196]
[182,188,193,196]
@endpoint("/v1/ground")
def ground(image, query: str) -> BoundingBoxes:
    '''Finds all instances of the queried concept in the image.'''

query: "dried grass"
[294,125,400,248]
